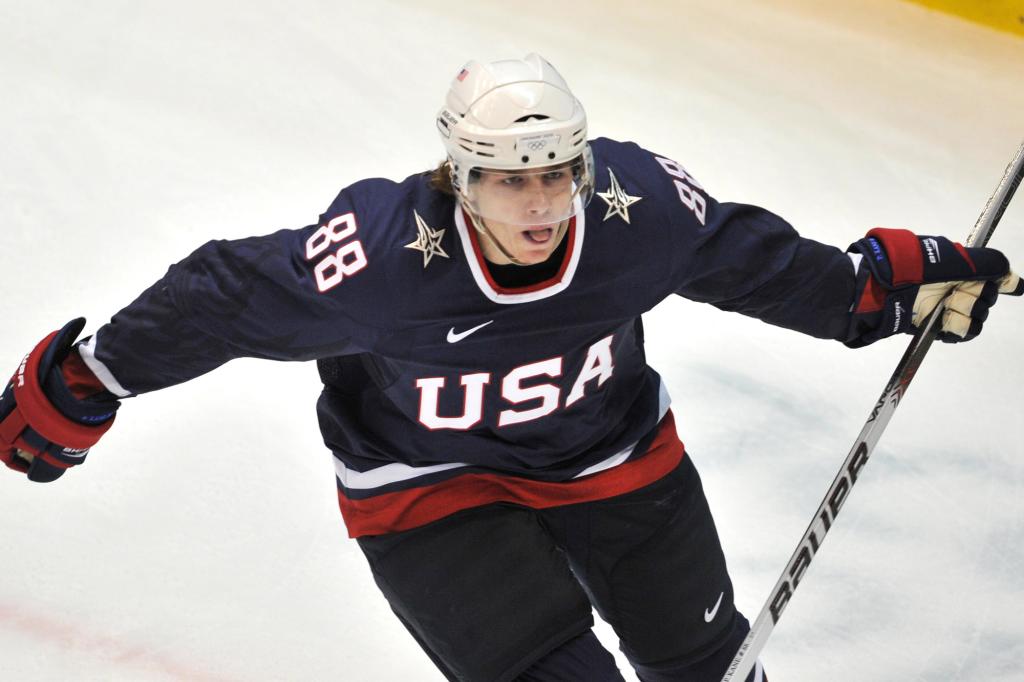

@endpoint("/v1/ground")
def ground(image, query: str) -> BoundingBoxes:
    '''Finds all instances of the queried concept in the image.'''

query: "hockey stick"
[721,139,1024,682]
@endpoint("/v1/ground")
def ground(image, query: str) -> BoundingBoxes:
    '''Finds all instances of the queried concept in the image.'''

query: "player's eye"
[542,171,565,183]
[500,175,524,187]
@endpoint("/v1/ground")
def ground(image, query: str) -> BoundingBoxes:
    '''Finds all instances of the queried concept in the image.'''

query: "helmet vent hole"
[514,115,550,123]
[521,155,529,163]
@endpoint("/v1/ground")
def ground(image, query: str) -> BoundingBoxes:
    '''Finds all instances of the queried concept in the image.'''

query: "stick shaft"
[721,139,1024,682]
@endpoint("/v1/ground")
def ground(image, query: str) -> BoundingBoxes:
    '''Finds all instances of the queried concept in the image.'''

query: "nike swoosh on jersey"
[446,320,494,343]
[704,591,724,623]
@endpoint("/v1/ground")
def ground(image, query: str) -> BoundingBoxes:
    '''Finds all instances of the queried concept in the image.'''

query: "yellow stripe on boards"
[905,0,1024,36]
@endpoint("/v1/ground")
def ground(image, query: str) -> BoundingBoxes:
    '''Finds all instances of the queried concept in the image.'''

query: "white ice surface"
[1,1,1023,680]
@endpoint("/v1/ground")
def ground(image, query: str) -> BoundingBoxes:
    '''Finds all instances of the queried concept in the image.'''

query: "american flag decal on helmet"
[456,68,469,81]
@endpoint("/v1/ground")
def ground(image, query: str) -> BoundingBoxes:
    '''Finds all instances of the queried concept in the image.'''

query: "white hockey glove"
[914,272,1022,340]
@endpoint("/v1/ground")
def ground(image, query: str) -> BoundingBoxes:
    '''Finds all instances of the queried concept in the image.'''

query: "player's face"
[469,165,575,264]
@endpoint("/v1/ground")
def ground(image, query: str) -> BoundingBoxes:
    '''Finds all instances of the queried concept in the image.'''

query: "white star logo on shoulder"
[597,168,642,224]
[405,210,450,267]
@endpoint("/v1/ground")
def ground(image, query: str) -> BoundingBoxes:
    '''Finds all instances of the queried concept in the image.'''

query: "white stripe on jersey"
[334,380,673,491]
[572,386,670,479]
[571,443,633,479]
[848,251,863,275]
[334,459,470,490]
[78,333,132,398]
[847,252,864,313]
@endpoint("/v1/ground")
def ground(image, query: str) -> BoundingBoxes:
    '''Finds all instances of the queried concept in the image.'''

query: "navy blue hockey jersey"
[76,138,857,536]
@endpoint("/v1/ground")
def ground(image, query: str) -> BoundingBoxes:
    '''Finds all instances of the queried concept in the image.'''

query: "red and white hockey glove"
[0,319,119,482]
[847,228,1022,347]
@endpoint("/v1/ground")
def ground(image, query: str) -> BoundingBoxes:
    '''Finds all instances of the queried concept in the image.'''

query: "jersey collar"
[453,195,586,304]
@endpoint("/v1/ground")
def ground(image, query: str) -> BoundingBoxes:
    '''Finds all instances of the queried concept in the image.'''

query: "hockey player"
[2,54,1021,682]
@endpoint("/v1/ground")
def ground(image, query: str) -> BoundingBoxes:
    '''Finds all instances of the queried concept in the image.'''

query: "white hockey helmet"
[436,54,595,225]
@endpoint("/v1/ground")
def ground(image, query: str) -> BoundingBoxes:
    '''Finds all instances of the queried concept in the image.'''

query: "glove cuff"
[864,228,924,286]
[12,323,117,450]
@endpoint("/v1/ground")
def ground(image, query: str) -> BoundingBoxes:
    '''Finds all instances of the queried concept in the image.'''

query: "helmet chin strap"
[465,209,570,267]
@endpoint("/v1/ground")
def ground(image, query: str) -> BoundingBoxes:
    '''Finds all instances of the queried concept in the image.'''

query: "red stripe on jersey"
[464,210,577,294]
[867,228,922,286]
[337,410,686,538]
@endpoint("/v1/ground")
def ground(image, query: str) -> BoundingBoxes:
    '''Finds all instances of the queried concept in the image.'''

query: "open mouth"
[522,227,555,244]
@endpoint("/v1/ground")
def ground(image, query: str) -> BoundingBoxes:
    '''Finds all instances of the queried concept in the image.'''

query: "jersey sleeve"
[79,186,386,397]
[673,201,858,341]
[642,149,858,342]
